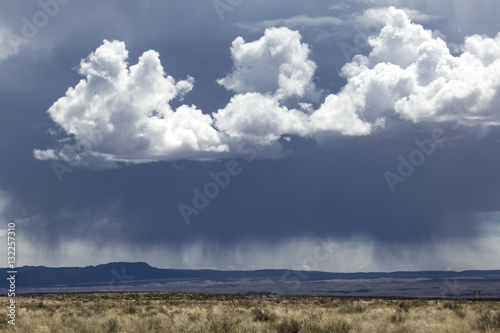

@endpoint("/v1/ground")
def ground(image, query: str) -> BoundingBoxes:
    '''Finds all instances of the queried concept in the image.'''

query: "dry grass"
[0,292,499,332]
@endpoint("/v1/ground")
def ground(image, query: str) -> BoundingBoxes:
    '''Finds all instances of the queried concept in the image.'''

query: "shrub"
[443,302,465,318]
[90,303,106,314]
[338,301,366,314]
[103,318,119,333]
[0,315,9,328]
[329,320,352,333]
[388,310,405,324]
[304,319,351,333]
[123,305,137,314]
[76,307,93,317]
[207,314,237,333]
[237,299,254,308]
[187,311,201,322]
[475,311,500,332]
[251,307,277,322]
[275,318,301,333]
[398,301,411,312]
[442,302,462,311]
[412,298,428,307]
[24,301,46,311]
[147,317,163,332]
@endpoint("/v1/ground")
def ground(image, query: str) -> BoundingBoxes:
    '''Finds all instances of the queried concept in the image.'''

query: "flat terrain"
[1,292,499,332]
[7,263,500,298]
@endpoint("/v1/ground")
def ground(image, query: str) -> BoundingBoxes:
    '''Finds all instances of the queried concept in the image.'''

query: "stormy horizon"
[1,0,500,273]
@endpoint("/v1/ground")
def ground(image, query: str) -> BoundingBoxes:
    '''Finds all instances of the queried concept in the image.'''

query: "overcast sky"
[1,0,500,272]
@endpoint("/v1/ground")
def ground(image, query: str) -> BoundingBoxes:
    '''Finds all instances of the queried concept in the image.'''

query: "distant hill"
[2,262,500,297]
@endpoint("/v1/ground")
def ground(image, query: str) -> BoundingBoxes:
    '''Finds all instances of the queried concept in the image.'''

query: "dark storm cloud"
[10,123,500,252]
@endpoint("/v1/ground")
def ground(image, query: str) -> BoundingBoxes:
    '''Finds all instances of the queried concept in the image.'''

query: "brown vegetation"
[1,292,499,332]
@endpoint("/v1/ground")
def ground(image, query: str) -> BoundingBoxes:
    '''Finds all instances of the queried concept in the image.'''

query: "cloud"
[213,26,378,141]
[0,189,19,226]
[35,28,328,163]
[0,190,9,217]
[328,7,500,126]
[233,15,343,32]
[462,33,500,67]
[329,3,351,12]
[375,8,500,125]
[308,93,384,135]
[17,232,500,272]
[35,11,500,167]
[34,40,228,167]
[214,93,307,145]
[353,7,437,30]
[364,9,436,68]
[0,26,28,62]
[218,10,500,140]
[217,27,318,100]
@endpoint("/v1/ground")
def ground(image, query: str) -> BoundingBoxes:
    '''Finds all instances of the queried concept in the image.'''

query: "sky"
[1,0,500,272]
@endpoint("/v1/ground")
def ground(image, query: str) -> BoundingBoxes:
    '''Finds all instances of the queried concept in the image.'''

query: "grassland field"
[1,292,499,332]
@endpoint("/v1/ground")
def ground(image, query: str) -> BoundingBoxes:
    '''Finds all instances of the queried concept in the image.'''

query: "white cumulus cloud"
[213,26,377,142]
[463,33,500,67]
[214,93,307,145]
[217,27,317,101]
[326,7,500,126]
[34,11,500,167]
[34,40,228,167]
